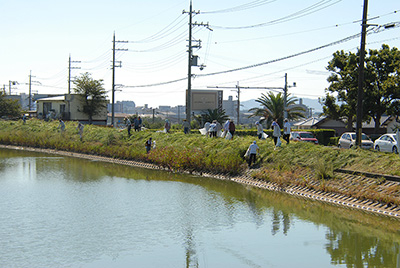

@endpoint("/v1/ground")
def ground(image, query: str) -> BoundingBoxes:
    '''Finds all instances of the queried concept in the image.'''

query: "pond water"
[1,148,400,268]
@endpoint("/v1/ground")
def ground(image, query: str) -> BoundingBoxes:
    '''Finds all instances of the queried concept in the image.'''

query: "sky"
[1,0,399,108]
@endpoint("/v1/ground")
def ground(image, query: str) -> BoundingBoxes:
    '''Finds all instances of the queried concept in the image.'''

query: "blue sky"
[1,0,399,108]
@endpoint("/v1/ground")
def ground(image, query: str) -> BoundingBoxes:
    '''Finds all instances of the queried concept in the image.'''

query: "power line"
[202,0,277,14]
[130,14,187,43]
[211,0,342,30]
[120,22,399,88]
[196,33,363,78]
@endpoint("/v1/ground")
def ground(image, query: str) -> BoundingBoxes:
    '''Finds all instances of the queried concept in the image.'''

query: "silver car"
[338,132,373,149]
[373,134,399,154]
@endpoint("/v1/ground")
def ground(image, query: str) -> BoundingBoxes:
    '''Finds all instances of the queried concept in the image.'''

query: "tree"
[73,73,107,124]
[364,45,400,132]
[321,45,400,133]
[321,50,360,130]
[194,108,229,127]
[248,92,305,127]
[0,92,21,118]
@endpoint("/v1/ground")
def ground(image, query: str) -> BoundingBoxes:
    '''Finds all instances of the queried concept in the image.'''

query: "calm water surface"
[1,148,400,268]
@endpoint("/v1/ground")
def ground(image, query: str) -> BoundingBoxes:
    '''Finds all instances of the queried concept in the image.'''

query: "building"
[294,116,347,136]
[36,94,109,125]
[223,95,236,118]
[381,116,400,133]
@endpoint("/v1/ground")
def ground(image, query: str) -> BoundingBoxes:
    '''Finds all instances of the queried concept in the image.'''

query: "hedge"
[234,128,336,146]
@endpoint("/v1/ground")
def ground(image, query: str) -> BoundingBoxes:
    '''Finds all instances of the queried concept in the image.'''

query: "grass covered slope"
[1,119,400,176]
[2,119,400,206]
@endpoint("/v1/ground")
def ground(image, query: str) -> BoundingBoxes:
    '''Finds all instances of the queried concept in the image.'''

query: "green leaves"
[73,72,107,124]
[249,92,305,127]
[0,92,21,118]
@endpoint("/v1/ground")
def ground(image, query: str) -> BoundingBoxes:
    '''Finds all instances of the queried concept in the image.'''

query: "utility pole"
[283,73,288,119]
[28,71,33,111]
[356,0,369,147]
[183,0,212,128]
[68,54,81,119]
[208,82,241,125]
[236,82,240,125]
[209,74,295,124]
[111,32,128,127]
[68,54,81,94]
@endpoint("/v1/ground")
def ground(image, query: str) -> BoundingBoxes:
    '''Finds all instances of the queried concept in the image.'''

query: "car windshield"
[350,133,371,141]
[361,134,371,141]
[300,133,314,138]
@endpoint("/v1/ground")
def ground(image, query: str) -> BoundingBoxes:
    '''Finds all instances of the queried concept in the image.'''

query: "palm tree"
[194,108,229,127]
[248,92,305,127]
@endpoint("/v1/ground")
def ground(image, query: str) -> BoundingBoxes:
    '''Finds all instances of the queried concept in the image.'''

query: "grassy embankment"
[1,119,400,205]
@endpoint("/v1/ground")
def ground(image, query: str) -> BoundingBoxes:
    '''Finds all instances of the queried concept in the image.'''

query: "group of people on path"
[47,115,291,167]
[125,116,143,137]
[271,118,291,146]
[202,119,236,139]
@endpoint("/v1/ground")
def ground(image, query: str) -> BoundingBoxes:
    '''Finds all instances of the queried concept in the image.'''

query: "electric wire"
[128,27,204,53]
[122,23,400,88]
[130,14,187,44]
[201,0,277,14]
[211,0,342,30]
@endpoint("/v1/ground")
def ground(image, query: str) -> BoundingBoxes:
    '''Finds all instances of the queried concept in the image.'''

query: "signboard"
[190,90,223,112]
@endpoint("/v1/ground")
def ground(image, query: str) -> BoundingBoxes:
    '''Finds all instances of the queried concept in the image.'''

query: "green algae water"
[1,148,400,268]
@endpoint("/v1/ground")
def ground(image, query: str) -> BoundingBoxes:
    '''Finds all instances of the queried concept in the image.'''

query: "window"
[43,103,52,115]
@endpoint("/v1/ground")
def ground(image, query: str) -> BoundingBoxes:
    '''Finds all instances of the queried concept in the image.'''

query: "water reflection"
[1,148,400,267]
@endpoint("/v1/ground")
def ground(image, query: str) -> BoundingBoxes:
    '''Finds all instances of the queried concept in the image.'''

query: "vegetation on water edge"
[1,119,400,205]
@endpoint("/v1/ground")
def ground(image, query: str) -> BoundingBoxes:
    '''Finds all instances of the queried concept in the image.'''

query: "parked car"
[373,134,399,154]
[338,132,373,149]
[290,131,318,144]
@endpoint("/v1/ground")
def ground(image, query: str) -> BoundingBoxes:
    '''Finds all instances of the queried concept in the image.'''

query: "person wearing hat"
[246,140,259,168]
[255,121,263,139]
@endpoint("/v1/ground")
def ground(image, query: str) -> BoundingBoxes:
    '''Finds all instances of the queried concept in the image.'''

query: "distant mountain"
[241,98,323,113]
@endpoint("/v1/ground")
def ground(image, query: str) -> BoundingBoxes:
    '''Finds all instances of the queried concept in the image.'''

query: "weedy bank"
[1,119,400,205]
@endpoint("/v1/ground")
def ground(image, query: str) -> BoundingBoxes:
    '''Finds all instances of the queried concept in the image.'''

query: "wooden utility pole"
[356,0,369,147]
[209,75,295,125]
[68,54,81,94]
[28,71,32,111]
[184,0,195,126]
[111,32,128,127]
[183,0,211,128]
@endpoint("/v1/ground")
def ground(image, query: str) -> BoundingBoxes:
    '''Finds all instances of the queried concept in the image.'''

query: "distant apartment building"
[223,95,236,118]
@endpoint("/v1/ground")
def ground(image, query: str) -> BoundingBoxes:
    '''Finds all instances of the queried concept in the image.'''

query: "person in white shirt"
[283,119,291,144]
[255,121,263,139]
[272,119,281,146]
[247,141,259,167]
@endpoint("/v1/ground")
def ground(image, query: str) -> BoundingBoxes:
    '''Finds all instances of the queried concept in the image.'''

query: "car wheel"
[393,146,398,154]
[375,145,380,151]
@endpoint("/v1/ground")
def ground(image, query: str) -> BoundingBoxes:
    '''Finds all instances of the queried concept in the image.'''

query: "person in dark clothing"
[229,119,236,138]
[145,137,152,153]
